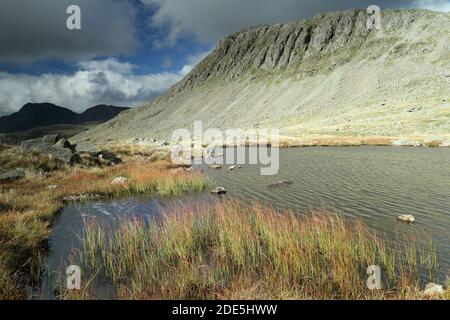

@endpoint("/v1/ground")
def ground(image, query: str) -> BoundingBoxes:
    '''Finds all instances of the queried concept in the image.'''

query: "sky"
[0,0,448,116]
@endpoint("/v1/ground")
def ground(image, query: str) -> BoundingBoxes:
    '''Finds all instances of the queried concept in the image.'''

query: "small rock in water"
[397,214,415,223]
[228,165,236,171]
[209,164,222,169]
[211,187,226,195]
[238,165,243,169]
[268,180,293,188]
[423,283,444,296]
[111,177,129,186]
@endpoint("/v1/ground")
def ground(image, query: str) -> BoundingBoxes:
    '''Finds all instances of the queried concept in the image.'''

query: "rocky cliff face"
[75,9,450,145]
[178,10,369,89]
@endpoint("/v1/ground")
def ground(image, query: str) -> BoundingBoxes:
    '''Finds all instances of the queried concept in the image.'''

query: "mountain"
[0,103,129,133]
[76,105,130,124]
[0,103,77,133]
[74,9,450,146]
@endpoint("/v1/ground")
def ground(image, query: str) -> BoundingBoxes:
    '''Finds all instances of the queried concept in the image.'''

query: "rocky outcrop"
[20,134,122,167]
[21,135,80,164]
[177,9,370,90]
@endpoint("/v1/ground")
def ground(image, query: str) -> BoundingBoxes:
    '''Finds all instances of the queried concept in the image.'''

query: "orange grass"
[0,157,208,299]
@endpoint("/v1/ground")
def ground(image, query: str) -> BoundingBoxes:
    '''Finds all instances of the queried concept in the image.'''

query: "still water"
[43,146,450,296]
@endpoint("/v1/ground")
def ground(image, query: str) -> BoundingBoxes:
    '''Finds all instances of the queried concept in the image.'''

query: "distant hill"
[76,105,130,123]
[0,103,129,133]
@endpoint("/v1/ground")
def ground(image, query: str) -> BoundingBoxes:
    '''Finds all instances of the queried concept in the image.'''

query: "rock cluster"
[21,134,79,164]
[20,134,121,167]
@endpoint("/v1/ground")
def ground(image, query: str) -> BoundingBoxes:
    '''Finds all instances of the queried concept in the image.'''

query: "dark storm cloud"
[142,0,448,45]
[0,0,447,62]
[0,0,138,63]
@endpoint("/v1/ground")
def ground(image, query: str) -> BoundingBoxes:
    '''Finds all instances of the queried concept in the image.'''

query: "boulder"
[111,177,129,186]
[41,134,60,144]
[423,283,444,296]
[75,150,122,167]
[55,138,76,152]
[397,214,415,223]
[0,168,25,183]
[211,187,226,195]
[92,151,122,166]
[21,135,80,164]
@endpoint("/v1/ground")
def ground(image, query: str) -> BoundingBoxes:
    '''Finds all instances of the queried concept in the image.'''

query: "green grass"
[58,200,443,300]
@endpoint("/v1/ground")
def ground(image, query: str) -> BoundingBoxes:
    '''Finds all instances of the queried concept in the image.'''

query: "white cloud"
[78,59,137,74]
[0,55,210,114]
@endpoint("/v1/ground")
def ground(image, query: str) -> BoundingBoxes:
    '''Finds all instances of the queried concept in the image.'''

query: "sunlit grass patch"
[0,156,209,299]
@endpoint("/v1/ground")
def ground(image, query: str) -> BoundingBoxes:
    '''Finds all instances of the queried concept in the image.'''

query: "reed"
[60,200,442,300]
[0,156,209,299]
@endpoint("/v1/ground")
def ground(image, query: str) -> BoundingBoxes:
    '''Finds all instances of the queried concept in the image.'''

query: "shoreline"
[103,135,450,152]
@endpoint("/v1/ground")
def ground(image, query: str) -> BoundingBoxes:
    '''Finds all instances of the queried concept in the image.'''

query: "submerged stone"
[397,214,415,223]
[211,187,226,194]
